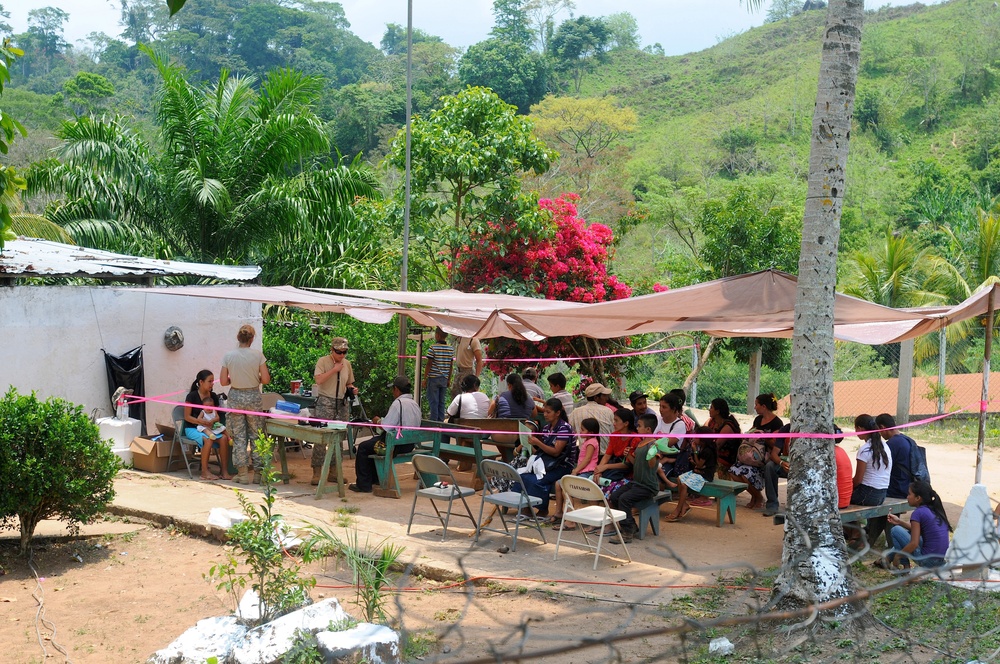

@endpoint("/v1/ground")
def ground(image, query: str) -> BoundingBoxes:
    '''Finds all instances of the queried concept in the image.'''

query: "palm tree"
[843,228,939,308]
[27,47,386,287]
[925,208,1000,371]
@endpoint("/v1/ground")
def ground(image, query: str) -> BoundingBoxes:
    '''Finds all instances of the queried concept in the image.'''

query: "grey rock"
[232,599,350,664]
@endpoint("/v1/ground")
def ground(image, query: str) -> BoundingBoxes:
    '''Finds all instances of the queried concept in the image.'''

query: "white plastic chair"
[407,454,477,541]
[476,459,546,551]
[554,475,632,570]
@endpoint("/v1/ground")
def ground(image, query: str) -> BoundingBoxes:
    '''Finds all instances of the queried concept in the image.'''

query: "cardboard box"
[129,436,174,473]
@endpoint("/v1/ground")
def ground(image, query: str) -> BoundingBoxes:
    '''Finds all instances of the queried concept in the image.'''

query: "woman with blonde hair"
[220,324,270,484]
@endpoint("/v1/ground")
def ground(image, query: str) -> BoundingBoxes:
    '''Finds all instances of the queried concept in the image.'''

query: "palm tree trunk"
[774,0,867,617]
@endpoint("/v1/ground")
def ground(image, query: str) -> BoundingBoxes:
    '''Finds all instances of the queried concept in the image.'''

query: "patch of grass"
[870,578,1000,658]
[401,630,437,660]
[433,607,461,623]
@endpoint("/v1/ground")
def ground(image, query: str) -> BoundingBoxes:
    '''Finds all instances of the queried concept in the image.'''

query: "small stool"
[636,490,673,540]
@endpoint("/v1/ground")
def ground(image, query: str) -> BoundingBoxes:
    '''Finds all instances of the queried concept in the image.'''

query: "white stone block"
[317,623,401,664]
[946,484,1000,569]
[232,598,350,664]
[148,615,247,664]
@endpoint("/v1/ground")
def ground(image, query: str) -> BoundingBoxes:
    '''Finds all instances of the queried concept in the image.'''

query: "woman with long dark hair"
[183,369,232,481]
[727,393,782,510]
[851,413,892,506]
[520,397,577,517]
[490,373,537,420]
[883,480,952,570]
[593,408,642,497]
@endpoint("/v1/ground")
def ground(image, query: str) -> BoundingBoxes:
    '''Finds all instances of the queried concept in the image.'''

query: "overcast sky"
[9,0,936,57]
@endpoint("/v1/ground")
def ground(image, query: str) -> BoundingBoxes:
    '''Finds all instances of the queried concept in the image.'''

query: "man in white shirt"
[350,376,422,493]
[522,367,546,405]
[568,382,615,454]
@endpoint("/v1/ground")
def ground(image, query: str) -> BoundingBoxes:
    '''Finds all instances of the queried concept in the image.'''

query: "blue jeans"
[850,484,886,506]
[522,466,570,514]
[426,376,449,421]
[763,459,788,512]
[890,525,945,568]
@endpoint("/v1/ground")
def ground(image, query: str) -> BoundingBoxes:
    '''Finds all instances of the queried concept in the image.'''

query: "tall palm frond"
[842,227,941,308]
[10,213,74,243]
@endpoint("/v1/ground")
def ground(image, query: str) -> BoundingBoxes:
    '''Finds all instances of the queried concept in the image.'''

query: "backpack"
[902,434,931,484]
[737,439,766,467]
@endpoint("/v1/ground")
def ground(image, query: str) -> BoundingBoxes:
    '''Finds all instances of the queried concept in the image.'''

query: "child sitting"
[666,426,718,522]
[881,480,952,570]
[548,418,601,528]
[606,413,663,544]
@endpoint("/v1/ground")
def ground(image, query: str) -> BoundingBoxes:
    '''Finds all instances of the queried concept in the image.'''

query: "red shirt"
[606,434,641,459]
[834,445,853,509]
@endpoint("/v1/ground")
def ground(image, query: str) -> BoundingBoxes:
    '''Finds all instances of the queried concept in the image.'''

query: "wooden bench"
[347,426,432,499]
[452,417,526,463]
[636,490,673,540]
[416,420,502,489]
[838,498,912,524]
[698,479,749,527]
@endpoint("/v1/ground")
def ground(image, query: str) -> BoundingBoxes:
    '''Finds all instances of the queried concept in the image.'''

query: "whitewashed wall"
[0,286,262,432]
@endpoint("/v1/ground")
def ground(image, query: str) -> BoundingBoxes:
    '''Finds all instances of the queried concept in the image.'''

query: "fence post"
[747,347,762,416]
[938,330,947,415]
[896,338,914,424]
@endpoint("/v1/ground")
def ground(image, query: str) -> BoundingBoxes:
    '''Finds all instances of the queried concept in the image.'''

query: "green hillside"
[576,1,999,285]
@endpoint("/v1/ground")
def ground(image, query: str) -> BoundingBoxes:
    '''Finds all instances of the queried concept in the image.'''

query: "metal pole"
[395,0,414,378]
[937,328,947,415]
[976,289,994,484]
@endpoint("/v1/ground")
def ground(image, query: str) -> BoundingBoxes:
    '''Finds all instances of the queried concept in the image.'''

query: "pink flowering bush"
[454,194,632,378]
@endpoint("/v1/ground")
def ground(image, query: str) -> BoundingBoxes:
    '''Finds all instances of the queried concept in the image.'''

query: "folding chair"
[407,454,477,541]
[554,475,632,570]
[475,459,546,551]
[167,405,222,479]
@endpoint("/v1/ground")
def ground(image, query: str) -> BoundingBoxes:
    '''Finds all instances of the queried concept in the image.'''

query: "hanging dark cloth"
[103,345,146,435]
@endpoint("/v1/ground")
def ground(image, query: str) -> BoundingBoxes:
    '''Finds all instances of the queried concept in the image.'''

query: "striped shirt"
[425,343,454,378]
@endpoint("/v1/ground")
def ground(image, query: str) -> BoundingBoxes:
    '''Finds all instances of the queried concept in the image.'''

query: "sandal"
[559,521,577,531]
[665,507,691,522]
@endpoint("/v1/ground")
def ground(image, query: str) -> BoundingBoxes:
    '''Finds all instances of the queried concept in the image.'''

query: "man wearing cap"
[569,383,616,454]
[629,390,662,429]
[311,337,356,486]
[350,376,422,493]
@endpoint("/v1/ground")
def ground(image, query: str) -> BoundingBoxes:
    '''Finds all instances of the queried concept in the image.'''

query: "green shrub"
[0,388,121,555]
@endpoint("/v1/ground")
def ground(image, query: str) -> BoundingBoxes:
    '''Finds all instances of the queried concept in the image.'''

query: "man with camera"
[311,336,356,485]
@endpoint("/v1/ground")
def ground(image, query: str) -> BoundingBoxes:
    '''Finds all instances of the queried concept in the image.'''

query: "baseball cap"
[628,390,647,404]
[584,383,612,398]
[388,376,412,392]
[331,337,349,351]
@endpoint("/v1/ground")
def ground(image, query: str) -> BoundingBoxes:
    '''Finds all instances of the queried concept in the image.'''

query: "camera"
[344,386,356,399]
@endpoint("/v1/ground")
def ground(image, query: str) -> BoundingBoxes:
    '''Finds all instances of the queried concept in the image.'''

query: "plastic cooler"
[97,416,140,466]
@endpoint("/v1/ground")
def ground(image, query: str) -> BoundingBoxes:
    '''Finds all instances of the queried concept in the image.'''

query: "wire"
[28,548,73,664]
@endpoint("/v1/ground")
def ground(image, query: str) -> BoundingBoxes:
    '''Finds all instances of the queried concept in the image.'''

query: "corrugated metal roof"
[0,237,261,281]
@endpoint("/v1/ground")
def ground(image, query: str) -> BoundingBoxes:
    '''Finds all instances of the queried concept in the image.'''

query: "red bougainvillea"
[453,194,632,378]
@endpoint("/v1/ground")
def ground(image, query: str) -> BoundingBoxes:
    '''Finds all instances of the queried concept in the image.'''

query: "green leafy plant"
[207,433,315,625]
[301,525,405,624]
[0,388,121,555]
[282,629,325,664]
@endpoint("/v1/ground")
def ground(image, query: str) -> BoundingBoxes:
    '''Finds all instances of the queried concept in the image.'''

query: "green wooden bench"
[839,498,911,524]
[416,419,501,488]
[451,417,526,463]
[347,426,431,499]
[698,479,749,527]
[636,489,673,540]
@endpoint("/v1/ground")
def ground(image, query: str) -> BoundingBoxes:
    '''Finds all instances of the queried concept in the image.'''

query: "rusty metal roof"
[0,237,261,281]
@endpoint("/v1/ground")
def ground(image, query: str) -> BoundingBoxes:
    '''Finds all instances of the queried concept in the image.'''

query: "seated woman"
[705,397,741,479]
[727,393,783,510]
[882,480,951,570]
[520,398,577,517]
[445,373,491,420]
[594,408,642,498]
[849,413,892,546]
[488,373,538,445]
[666,425,719,522]
[184,369,232,481]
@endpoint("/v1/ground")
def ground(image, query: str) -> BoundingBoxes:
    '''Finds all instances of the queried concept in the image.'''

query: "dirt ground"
[1,424,998,663]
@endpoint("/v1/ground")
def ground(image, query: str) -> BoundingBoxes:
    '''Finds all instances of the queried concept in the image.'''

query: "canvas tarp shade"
[104,345,146,434]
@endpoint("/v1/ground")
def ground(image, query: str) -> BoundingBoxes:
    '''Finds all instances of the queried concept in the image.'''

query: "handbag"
[737,439,766,467]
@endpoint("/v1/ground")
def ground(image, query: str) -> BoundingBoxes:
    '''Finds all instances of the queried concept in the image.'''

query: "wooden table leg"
[277,438,290,485]
[334,431,345,498]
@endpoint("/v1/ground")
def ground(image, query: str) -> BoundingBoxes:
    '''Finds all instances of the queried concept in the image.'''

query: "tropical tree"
[527,95,637,220]
[27,47,384,286]
[548,15,609,94]
[924,208,1000,371]
[778,0,867,617]
[385,86,554,287]
[843,227,937,308]
[0,37,26,248]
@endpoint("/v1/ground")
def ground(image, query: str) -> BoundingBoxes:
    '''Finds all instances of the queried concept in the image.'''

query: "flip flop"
[200,474,221,481]
[559,521,577,531]
[665,507,691,522]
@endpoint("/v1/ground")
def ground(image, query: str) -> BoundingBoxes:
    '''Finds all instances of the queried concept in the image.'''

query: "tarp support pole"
[896,338,914,425]
[396,0,414,379]
[976,289,994,484]
[747,347,762,416]
[937,329,947,415]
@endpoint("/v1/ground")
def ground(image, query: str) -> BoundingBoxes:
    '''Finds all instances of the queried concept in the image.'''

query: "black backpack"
[901,434,931,485]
